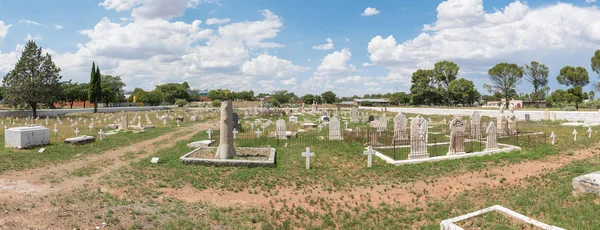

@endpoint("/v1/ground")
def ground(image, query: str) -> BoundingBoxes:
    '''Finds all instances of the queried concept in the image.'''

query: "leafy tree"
[314,95,322,104]
[61,81,85,108]
[410,69,439,105]
[590,90,595,101]
[592,50,600,76]
[232,90,254,101]
[207,89,232,101]
[523,61,550,101]
[100,75,126,106]
[0,86,4,101]
[2,41,61,117]
[271,90,296,104]
[550,87,584,109]
[320,91,337,104]
[138,90,163,106]
[174,99,187,107]
[557,66,589,87]
[389,92,410,105]
[301,94,315,104]
[155,83,190,104]
[88,63,102,112]
[484,63,523,108]
[433,60,459,105]
[128,88,146,102]
[449,78,479,106]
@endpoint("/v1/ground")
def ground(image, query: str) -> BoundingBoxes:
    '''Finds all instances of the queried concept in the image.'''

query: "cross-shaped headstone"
[53,127,58,135]
[75,128,80,137]
[98,129,104,140]
[163,119,167,127]
[301,147,314,170]
[207,129,212,139]
[88,123,94,131]
[363,146,376,168]
[255,129,262,138]
[233,128,238,139]
[588,127,592,138]
[344,120,349,129]
[550,132,556,145]
[573,129,578,141]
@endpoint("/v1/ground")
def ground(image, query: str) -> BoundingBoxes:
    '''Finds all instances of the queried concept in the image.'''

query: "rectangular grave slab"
[573,171,600,197]
[5,126,50,149]
[187,140,215,148]
[64,136,96,145]
[440,205,565,230]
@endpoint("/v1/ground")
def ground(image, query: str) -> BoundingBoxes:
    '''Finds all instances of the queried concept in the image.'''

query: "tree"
[271,90,296,104]
[410,69,439,105]
[592,50,600,76]
[523,61,550,101]
[2,41,61,117]
[77,83,89,108]
[0,86,4,101]
[320,91,337,104]
[484,63,523,108]
[550,87,584,109]
[88,63,102,113]
[100,75,126,106]
[138,90,163,105]
[301,94,315,104]
[207,89,232,101]
[590,90,595,101]
[128,87,146,102]
[389,92,410,105]
[433,60,459,105]
[448,78,479,106]
[557,66,589,87]
[155,83,190,104]
[61,81,81,108]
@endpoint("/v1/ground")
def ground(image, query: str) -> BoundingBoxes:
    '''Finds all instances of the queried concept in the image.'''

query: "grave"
[64,136,96,145]
[276,119,287,139]
[448,116,465,155]
[289,116,298,123]
[350,107,359,123]
[409,116,428,159]
[485,121,498,150]
[215,100,236,159]
[328,117,342,140]
[393,113,408,143]
[368,115,375,122]
[5,126,50,149]
[232,113,239,130]
[120,112,128,131]
[440,205,565,230]
[470,111,481,139]
[573,171,600,197]
[508,115,517,135]
[187,140,215,148]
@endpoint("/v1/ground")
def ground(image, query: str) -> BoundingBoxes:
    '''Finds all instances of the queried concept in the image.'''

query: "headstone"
[190,116,198,122]
[589,127,593,138]
[497,115,508,136]
[507,116,517,135]
[64,135,95,145]
[207,129,212,139]
[232,113,239,130]
[543,110,550,120]
[255,129,262,138]
[378,117,388,130]
[98,129,104,140]
[448,117,465,155]
[470,111,481,139]
[550,132,556,145]
[393,113,408,143]
[233,128,238,139]
[573,171,600,197]
[524,114,530,122]
[573,129,578,141]
[368,115,375,122]
[350,107,359,123]
[276,119,287,139]
[289,116,298,123]
[5,126,50,149]
[328,117,342,140]
[363,146,376,168]
[151,157,159,164]
[120,112,128,131]
[509,103,515,113]
[409,116,428,159]
[485,121,498,150]
[302,147,314,170]
[215,100,236,159]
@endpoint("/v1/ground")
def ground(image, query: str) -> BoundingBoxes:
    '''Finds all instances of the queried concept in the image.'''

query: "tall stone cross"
[550,132,556,145]
[255,129,262,138]
[233,128,238,139]
[98,129,104,140]
[88,123,94,131]
[53,127,58,135]
[588,127,592,138]
[573,129,578,141]
[163,119,167,127]
[363,146,376,168]
[344,120,349,129]
[207,129,212,139]
[250,122,255,130]
[301,147,315,170]
[75,128,80,137]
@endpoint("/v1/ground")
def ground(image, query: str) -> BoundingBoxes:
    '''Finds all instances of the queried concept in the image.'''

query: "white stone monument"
[485,121,498,150]
[350,107,359,123]
[470,111,481,139]
[409,116,428,159]
[215,100,236,159]
[328,117,342,140]
[393,113,408,143]
[363,146,376,168]
[448,117,466,155]
[302,147,314,170]
[5,126,50,149]
[276,119,287,139]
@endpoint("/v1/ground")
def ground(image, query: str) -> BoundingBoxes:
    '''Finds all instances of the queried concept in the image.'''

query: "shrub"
[212,100,222,107]
[563,106,577,111]
[360,101,373,107]
[174,99,187,107]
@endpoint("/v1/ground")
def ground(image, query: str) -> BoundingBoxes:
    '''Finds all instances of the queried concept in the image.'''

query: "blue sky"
[0,0,599,96]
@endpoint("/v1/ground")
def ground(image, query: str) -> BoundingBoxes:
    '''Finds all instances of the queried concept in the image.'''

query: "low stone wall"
[180,147,276,168]
[0,106,177,117]
[364,107,600,123]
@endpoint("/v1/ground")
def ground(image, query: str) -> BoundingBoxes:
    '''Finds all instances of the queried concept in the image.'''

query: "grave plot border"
[180,147,276,168]
[440,205,565,230]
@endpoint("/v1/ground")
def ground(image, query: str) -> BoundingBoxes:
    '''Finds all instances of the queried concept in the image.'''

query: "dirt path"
[159,146,598,211]
[0,119,218,200]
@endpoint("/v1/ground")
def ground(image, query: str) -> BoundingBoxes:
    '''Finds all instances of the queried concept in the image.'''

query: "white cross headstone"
[151,157,159,164]
[363,146,376,168]
[301,147,315,170]
[255,129,262,138]
[38,148,45,153]
[163,119,167,127]
[207,129,212,139]
[75,128,80,137]
[588,127,592,138]
[550,132,556,145]
[88,123,94,131]
[344,120,349,129]
[233,128,238,139]
[573,129,578,141]
[53,127,58,135]
[98,129,104,140]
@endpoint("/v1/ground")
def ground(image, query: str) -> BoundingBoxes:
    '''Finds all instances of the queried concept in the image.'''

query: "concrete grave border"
[180,147,276,168]
[440,205,565,230]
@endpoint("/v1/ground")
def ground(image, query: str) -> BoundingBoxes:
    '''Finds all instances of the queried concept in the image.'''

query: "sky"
[0,0,600,97]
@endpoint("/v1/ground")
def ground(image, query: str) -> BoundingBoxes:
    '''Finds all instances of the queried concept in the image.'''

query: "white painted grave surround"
[440,205,564,230]
[5,126,50,149]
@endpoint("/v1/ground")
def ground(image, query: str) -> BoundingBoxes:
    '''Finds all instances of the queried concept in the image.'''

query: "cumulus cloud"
[218,10,284,48]
[0,21,10,44]
[99,0,218,19]
[586,0,597,3]
[205,18,231,25]
[242,54,309,78]
[361,7,380,16]
[312,38,334,50]
[18,19,43,26]
[316,48,356,77]
[54,25,63,30]
[367,1,600,89]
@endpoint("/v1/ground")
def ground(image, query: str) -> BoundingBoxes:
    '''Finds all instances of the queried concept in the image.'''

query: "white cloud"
[333,76,361,84]
[361,7,380,16]
[54,25,63,30]
[586,0,597,3]
[25,34,42,42]
[0,21,10,44]
[345,38,350,42]
[242,54,309,78]
[367,1,600,88]
[282,77,297,85]
[99,0,218,19]
[19,19,43,26]
[312,38,334,50]
[316,48,356,77]
[205,18,231,25]
[217,10,284,48]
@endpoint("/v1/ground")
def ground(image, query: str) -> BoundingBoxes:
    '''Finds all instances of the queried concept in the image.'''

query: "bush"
[264,100,280,108]
[563,106,577,111]
[212,100,222,107]
[174,99,187,107]
[359,101,373,107]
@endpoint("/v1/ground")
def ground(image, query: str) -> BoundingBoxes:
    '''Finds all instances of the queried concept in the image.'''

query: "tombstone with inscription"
[524,114,530,122]
[393,113,408,143]
[276,119,287,139]
[289,116,298,123]
[485,121,498,150]
[328,117,342,140]
[409,116,428,159]
[497,115,508,136]
[368,115,375,122]
[508,115,517,135]
[470,111,481,139]
[448,117,465,155]
[378,117,388,130]
[120,112,129,131]
[232,113,239,130]
[350,107,359,123]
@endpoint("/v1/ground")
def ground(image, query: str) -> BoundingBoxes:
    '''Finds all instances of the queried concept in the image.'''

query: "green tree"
[590,90,595,101]
[0,87,4,101]
[592,50,600,76]
[2,41,61,117]
[389,92,410,105]
[128,88,146,102]
[523,61,550,101]
[270,90,296,104]
[138,90,163,106]
[301,94,315,104]
[100,75,126,106]
[207,89,232,101]
[410,69,439,105]
[557,66,589,87]
[449,78,479,106]
[88,63,102,112]
[61,81,82,108]
[320,91,337,104]
[484,63,523,108]
[155,83,190,104]
[433,60,459,105]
